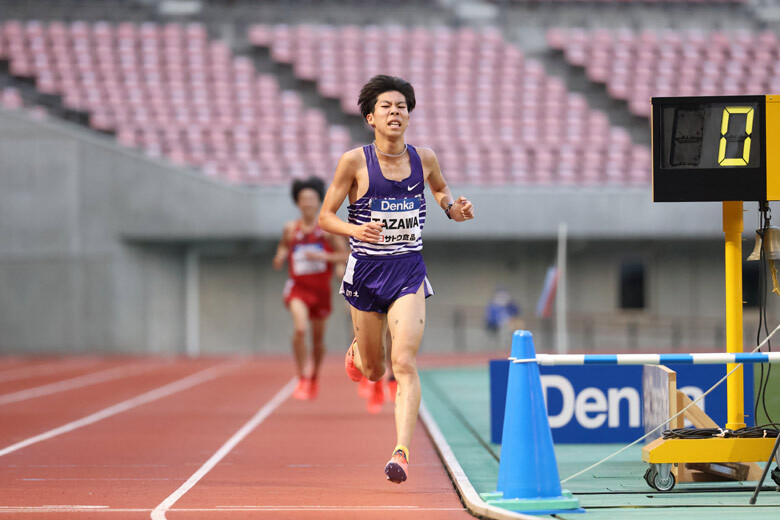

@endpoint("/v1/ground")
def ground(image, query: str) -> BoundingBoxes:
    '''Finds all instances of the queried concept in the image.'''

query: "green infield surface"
[419,365,780,520]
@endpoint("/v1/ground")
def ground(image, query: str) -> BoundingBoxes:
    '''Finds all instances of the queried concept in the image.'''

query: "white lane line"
[0,505,465,514]
[0,362,241,459]
[215,506,465,510]
[20,478,175,481]
[0,506,109,512]
[150,377,297,520]
[0,363,160,406]
[0,360,101,383]
[9,464,168,468]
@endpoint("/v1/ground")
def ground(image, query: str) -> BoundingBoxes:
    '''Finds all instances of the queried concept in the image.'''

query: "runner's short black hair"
[358,75,416,120]
[291,176,325,203]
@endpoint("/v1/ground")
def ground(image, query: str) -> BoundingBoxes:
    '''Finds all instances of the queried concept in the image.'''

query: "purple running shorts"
[340,252,434,313]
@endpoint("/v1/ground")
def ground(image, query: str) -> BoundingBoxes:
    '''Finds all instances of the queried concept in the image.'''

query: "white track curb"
[419,400,543,520]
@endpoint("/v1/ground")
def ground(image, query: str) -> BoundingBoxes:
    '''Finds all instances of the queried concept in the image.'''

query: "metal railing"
[422,304,774,354]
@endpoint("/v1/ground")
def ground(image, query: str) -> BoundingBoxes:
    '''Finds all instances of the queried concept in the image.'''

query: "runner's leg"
[310,318,326,380]
[288,298,310,378]
[350,306,387,382]
[386,283,425,449]
[385,329,397,402]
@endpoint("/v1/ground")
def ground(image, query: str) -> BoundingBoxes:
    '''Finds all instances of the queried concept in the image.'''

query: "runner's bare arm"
[302,232,349,277]
[420,148,475,222]
[318,150,384,243]
[272,221,294,270]
[324,233,350,278]
[323,233,350,264]
[306,232,349,264]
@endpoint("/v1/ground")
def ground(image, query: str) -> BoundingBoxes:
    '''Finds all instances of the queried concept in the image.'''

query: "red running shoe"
[292,377,309,400]
[344,338,362,382]
[387,378,398,403]
[306,378,319,400]
[366,379,384,414]
[384,448,408,483]
[358,376,371,398]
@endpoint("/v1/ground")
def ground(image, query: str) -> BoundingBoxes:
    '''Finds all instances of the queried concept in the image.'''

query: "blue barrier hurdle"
[522,352,780,366]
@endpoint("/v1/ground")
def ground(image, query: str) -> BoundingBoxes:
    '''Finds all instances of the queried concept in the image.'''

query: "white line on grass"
[0,363,160,406]
[149,377,296,520]
[0,361,241,458]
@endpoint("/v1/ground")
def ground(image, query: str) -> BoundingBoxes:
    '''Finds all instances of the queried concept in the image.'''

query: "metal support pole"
[749,433,780,504]
[556,222,568,354]
[185,246,200,358]
[723,201,746,430]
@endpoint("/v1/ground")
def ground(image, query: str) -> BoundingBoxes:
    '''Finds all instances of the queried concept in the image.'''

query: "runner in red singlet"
[273,177,349,400]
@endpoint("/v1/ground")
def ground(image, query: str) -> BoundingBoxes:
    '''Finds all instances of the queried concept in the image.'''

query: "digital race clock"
[651,95,780,202]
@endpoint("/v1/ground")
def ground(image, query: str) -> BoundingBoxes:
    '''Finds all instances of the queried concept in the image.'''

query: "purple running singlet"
[341,144,434,313]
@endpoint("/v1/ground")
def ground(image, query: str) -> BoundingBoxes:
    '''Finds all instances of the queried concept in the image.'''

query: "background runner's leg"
[350,306,387,381]
[288,298,310,378]
[387,283,426,449]
[310,318,327,380]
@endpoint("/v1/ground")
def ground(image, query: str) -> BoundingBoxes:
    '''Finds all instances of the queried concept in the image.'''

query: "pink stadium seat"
[0,86,23,109]
[247,24,272,47]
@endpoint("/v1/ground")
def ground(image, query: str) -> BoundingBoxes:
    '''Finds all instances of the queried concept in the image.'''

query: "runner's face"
[367,91,408,137]
[297,188,321,219]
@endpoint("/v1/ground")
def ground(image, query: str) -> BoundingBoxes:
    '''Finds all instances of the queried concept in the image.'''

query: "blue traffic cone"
[481,330,583,514]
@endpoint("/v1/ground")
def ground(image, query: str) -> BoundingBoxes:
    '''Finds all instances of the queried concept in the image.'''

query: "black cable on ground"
[662,425,780,440]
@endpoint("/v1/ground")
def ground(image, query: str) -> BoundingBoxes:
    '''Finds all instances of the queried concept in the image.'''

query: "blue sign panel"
[489,360,755,444]
[669,364,754,429]
[539,365,644,443]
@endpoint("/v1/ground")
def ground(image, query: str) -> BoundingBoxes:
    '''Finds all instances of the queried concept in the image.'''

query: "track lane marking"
[19,478,176,481]
[0,361,241,458]
[0,360,102,383]
[0,505,466,513]
[213,506,466,510]
[0,362,163,406]
[149,378,296,520]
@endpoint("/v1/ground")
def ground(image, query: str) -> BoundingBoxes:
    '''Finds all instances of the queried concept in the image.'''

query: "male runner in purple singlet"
[318,75,475,484]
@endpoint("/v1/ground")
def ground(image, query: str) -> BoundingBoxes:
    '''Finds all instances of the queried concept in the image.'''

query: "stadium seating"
[249,23,650,186]
[548,27,779,118]
[0,19,654,187]
[0,20,352,184]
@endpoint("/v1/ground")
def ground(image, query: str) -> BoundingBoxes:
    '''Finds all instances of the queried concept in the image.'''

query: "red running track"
[0,355,472,519]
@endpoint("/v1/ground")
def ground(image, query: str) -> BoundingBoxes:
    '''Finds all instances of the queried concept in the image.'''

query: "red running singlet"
[283,222,333,319]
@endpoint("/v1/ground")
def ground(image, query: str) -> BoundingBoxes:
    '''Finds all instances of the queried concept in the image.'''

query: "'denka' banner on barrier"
[489,360,755,444]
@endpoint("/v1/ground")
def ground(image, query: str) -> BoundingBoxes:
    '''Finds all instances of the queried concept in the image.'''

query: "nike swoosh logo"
[407,183,420,191]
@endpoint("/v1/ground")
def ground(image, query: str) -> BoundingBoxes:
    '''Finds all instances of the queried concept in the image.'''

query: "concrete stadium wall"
[194,237,780,356]
[1,107,779,355]
[0,109,262,353]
